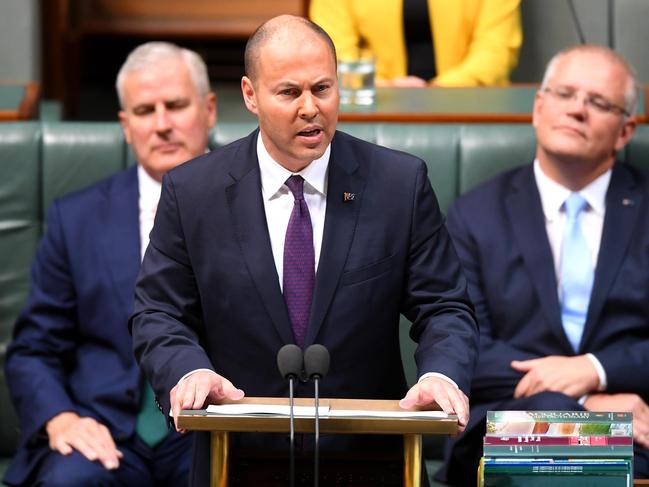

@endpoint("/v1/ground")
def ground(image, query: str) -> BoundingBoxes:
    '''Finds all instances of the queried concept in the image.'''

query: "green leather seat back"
[377,124,459,214]
[459,124,537,195]
[626,124,649,172]
[0,122,41,455]
[42,123,128,217]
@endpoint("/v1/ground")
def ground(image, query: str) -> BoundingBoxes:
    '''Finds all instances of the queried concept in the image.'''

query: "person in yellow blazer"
[310,0,522,86]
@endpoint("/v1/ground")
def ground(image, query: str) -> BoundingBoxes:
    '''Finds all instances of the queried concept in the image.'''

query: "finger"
[69,434,99,463]
[191,378,209,409]
[221,378,245,401]
[75,421,115,467]
[180,380,198,410]
[633,403,649,423]
[399,385,421,409]
[50,438,73,456]
[170,383,184,430]
[94,424,121,470]
[513,373,530,399]
[448,389,469,426]
[510,360,533,371]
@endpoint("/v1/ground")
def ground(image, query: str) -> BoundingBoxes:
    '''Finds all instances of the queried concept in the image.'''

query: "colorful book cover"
[484,435,633,446]
[482,457,632,487]
[483,444,633,457]
[483,458,631,474]
[486,410,632,437]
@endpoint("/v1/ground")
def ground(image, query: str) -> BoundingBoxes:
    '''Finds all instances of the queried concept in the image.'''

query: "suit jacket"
[446,163,649,426]
[4,167,143,485]
[131,130,478,483]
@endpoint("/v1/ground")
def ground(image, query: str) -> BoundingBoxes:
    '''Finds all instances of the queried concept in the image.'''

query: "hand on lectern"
[170,370,245,431]
[399,376,469,431]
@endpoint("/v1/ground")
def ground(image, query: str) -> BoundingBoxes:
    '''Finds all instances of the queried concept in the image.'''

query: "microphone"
[277,344,304,487]
[304,344,330,487]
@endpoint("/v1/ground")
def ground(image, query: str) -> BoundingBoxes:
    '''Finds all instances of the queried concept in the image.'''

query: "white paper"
[326,410,450,419]
[204,404,449,420]
[205,404,329,416]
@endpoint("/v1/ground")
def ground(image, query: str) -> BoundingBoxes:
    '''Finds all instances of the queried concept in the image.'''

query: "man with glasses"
[438,45,649,485]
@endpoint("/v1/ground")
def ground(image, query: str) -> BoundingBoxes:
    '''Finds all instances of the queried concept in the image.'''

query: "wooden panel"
[75,0,306,37]
[0,82,40,121]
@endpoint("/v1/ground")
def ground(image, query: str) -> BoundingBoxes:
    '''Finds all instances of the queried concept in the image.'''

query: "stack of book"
[478,410,633,486]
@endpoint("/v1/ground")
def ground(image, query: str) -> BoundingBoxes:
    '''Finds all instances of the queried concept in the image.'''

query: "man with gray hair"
[440,44,649,485]
[3,41,216,486]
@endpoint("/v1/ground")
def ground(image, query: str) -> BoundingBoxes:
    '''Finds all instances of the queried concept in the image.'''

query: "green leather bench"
[2,121,649,482]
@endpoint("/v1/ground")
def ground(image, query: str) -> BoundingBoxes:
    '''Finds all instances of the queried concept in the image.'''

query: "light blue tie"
[560,193,594,351]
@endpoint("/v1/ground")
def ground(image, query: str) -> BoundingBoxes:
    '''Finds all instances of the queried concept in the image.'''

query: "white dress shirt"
[533,160,609,390]
[138,165,162,261]
[257,133,328,290]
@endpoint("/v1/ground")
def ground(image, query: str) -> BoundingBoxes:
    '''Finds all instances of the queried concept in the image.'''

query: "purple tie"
[283,175,315,348]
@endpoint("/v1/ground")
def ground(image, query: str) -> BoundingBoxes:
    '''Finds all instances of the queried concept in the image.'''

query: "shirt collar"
[137,164,162,211]
[533,159,611,221]
[257,132,329,201]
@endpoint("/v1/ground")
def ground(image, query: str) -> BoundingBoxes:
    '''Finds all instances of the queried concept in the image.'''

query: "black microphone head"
[277,344,304,379]
[304,344,330,379]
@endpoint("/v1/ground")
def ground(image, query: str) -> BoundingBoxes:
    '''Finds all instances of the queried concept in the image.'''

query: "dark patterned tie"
[283,175,315,348]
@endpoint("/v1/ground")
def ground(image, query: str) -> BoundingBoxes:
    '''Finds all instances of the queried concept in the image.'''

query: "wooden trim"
[17,82,41,119]
[178,397,457,435]
[338,112,533,124]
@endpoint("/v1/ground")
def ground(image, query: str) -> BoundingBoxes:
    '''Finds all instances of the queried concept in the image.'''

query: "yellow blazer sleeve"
[310,0,407,81]
[310,0,361,61]
[432,0,522,86]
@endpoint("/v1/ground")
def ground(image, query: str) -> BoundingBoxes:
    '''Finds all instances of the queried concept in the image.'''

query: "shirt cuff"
[585,353,607,391]
[418,372,459,390]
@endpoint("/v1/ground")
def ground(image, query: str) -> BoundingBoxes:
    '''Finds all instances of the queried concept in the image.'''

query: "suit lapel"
[305,133,364,346]
[101,166,141,313]
[226,132,294,344]
[581,164,641,350]
[506,166,568,349]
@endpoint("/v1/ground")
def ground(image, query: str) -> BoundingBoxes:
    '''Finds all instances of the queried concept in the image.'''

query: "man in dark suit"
[130,15,478,486]
[3,42,216,486]
[441,45,649,485]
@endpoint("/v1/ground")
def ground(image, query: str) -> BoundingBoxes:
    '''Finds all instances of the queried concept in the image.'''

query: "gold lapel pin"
[343,192,356,202]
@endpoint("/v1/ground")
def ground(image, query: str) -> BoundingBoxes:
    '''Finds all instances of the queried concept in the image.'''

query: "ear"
[614,116,637,152]
[241,76,259,115]
[205,91,217,128]
[532,90,544,130]
[118,110,132,145]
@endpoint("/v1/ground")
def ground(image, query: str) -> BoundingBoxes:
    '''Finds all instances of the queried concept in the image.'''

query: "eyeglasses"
[542,86,630,117]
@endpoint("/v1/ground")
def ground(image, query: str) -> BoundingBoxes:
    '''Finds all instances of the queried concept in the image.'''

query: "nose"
[565,93,588,119]
[298,92,318,120]
[155,104,172,133]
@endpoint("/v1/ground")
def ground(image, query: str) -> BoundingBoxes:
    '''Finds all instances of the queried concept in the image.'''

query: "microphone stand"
[304,344,330,487]
[289,374,296,487]
[277,344,303,487]
[313,373,321,487]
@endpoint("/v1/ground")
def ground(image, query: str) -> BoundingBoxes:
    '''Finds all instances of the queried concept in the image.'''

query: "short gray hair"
[540,44,639,117]
[116,42,210,108]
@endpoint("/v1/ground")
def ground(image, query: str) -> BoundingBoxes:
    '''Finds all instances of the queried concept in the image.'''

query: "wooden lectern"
[178,397,458,487]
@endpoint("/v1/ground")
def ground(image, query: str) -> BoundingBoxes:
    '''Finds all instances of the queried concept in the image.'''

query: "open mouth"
[298,128,322,137]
